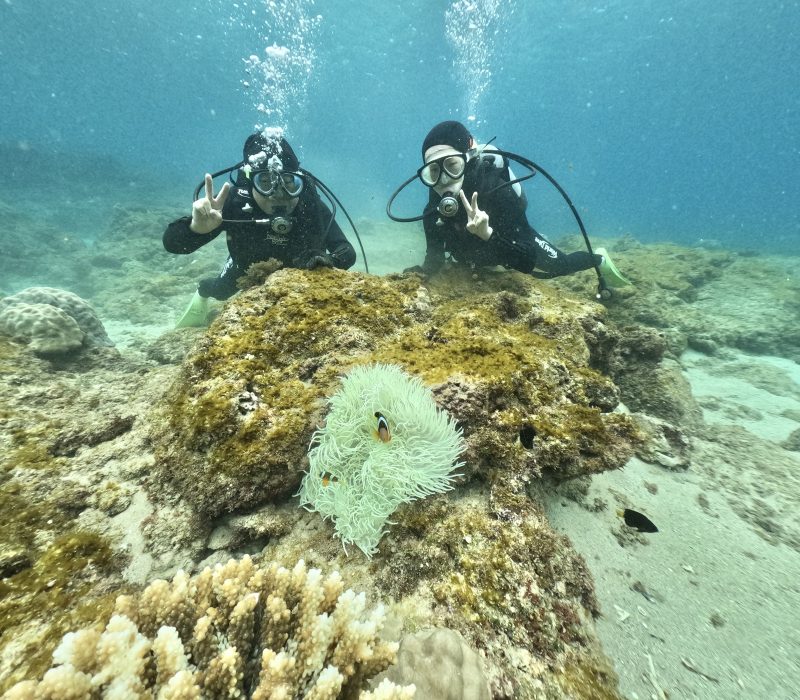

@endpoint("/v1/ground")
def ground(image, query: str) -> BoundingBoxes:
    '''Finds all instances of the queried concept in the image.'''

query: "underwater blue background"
[3,0,798,251]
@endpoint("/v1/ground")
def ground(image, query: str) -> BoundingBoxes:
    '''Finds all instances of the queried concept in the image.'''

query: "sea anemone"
[298,363,465,557]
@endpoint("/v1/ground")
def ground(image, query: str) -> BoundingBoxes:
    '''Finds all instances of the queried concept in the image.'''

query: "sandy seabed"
[546,350,800,699]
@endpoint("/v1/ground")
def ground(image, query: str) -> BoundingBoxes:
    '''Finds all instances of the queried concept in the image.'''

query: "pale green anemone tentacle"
[298,363,465,557]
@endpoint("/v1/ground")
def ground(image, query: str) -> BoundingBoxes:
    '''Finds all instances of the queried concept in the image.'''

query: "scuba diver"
[164,130,359,327]
[387,120,630,296]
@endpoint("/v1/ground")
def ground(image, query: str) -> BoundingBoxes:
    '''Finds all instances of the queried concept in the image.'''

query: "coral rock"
[375,628,490,700]
[0,287,112,355]
[150,267,638,522]
[0,302,84,354]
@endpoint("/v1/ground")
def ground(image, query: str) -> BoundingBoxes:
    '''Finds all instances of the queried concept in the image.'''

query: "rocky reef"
[150,267,637,518]
[139,265,638,697]
[1,263,642,698]
[3,219,796,698]
[552,236,800,363]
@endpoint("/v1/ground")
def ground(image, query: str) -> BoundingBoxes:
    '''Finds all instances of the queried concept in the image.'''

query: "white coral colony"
[2,557,415,699]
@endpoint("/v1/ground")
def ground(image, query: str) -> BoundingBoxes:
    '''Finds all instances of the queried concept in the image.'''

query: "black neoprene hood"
[421,120,472,158]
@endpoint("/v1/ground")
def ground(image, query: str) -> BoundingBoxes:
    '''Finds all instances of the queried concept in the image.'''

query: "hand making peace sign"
[189,173,231,234]
[459,190,493,241]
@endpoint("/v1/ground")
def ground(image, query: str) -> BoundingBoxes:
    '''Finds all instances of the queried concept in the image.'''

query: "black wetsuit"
[164,179,356,299]
[421,157,598,278]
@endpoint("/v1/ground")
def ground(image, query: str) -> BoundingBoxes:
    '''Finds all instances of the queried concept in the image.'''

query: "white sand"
[545,350,800,699]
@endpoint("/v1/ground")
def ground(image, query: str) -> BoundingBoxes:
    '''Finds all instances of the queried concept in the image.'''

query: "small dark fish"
[374,411,391,443]
[618,508,658,533]
[631,580,658,603]
[321,472,338,487]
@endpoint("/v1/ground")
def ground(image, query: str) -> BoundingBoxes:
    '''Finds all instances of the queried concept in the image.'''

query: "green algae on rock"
[151,266,638,521]
[0,331,177,693]
[1,418,127,692]
[377,493,620,697]
[150,268,426,519]
[0,527,122,694]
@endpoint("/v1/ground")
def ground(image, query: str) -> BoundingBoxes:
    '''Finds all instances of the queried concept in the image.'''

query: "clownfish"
[321,472,338,487]
[374,412,391,443]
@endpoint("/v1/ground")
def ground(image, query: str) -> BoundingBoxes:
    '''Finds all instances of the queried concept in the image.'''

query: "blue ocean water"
[2,0,798,250]
[1,4,800,697]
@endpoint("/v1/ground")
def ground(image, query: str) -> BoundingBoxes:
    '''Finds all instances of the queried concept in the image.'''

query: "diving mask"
[250,169,305,198]
[418,153,468,187]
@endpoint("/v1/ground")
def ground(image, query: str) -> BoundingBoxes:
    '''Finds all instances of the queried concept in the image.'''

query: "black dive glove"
[298,252,336,270]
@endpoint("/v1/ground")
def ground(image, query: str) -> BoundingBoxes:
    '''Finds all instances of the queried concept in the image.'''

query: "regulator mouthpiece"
[437,195,459,218]
[271,216,293,235]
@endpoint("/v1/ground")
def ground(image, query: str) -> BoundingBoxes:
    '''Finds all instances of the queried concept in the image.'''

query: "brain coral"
[298,363,466,557]
[0,302,84,354]
[376,628,490,700]
[0,287,112,354]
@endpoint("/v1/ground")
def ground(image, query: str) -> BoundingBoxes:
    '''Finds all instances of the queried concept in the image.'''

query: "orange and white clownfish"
[374,411,391,443]
[321,472,339,487]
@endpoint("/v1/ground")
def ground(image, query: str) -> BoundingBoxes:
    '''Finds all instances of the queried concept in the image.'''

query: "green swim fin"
[595,247,631,288]
[175,290,210,328]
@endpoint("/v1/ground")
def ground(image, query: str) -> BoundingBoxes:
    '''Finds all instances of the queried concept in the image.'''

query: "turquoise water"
[2,0,798,251]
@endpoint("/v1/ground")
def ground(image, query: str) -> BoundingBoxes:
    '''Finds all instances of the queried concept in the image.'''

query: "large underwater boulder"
[150,266,639,522]
[146,265,641,697]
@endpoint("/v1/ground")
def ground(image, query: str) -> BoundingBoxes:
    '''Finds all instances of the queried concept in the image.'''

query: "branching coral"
[298,363,465,557]
[1,557,413,700]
